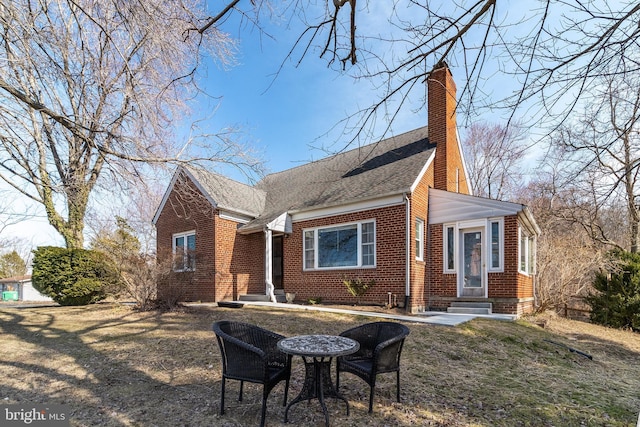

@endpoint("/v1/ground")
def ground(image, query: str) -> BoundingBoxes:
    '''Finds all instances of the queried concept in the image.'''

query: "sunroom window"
[304,220,375,270]
[489,219,503,272]
[519,227,536,275]
[444,224,455,272]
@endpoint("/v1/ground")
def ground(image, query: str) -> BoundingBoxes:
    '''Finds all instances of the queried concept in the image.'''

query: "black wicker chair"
[336,321,410,413]
[212,320,292,427]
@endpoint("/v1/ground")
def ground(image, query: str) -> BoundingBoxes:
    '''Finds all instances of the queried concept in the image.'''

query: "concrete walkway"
[216,301,516,326]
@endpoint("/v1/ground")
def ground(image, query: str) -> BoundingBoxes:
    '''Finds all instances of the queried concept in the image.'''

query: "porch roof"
[428,188,541,235]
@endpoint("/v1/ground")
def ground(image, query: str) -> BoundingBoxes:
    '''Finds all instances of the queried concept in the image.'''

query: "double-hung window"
[444,224,455,272]
[488,219,503,272]
[173,231,196,271]
[415,218,425,261]
[304,220,375,270]
[519,227,536,275]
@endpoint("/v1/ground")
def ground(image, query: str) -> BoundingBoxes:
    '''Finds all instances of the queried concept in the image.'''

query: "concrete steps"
[238,294,270,302]
[238,289,287,303]
[447,302,492,315]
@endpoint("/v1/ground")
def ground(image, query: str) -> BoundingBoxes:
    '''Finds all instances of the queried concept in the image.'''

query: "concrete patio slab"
[206,300,516,326]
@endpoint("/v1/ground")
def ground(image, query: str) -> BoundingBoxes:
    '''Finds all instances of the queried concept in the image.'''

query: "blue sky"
[2,2,528,250]
[200,3,434,179]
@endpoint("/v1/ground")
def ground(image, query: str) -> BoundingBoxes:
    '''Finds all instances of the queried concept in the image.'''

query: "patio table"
[277,334,359,426]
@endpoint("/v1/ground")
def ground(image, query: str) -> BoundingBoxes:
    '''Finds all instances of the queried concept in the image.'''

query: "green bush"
[585,249,640,332]
[32,246,122,306]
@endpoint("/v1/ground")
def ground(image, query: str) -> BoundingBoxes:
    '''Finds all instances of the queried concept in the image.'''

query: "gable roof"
[153,127,436,229]
[185,166,266,217]
[243,126,435,231]
[152,166,266,224]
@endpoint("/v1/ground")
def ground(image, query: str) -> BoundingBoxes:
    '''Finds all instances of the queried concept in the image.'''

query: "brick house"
[153,64,540,316]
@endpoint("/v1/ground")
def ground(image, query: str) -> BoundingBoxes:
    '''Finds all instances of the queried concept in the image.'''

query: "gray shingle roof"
[185,166,266,217]
[183,127,435,231]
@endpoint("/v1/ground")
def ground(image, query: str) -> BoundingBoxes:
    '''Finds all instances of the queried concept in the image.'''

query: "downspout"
[264,228,276,303]
[404,193,411,310]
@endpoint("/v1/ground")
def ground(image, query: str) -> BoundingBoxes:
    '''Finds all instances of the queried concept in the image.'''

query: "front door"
[272,235,284,290]
[460,228,485,297]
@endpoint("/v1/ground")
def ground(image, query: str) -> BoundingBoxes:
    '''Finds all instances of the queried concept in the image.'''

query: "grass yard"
[0,303,639,426]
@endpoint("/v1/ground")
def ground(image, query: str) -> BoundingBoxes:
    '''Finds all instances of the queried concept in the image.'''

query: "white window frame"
[443,224,456,273]
[173,230,196,272]
[303,220,376,270]
[518,226,536,275]
[488,218,504,272]
[415,218,425,261]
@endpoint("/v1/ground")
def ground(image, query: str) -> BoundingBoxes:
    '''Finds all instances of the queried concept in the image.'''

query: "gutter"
[404,193,411,308]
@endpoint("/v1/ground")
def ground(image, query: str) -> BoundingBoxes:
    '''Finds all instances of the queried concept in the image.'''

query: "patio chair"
[336,321,410,413]
[212,320,292,427]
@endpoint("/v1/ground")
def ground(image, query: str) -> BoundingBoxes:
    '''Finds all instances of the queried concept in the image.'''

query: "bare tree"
[517,174,605,312]
[548,72,640,252]
[198,2,640,145]
[462,122,528,200]
[0,0,261,249]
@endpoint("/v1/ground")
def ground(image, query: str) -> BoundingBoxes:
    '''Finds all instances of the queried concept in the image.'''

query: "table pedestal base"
[284,356,349,426]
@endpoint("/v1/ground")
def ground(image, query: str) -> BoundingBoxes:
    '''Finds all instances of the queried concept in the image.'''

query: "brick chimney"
[428,63,468,193]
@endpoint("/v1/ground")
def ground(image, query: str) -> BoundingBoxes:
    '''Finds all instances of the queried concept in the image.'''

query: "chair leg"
[396,370,401,402]
[335,367,340,391]
[220,377,226,415]
[283,377,290,406]
[368,384,375,413]
[239,380,244,401]
[260,392,268,427]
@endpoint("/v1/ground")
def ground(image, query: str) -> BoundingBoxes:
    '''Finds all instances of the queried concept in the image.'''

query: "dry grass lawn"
[0,303,639,426]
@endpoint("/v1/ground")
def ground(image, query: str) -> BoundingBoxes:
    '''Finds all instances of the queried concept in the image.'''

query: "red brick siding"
[429,66,470,195]
[426,214,535,315]
[214,217,264,301]
[283,205,407,306]
[408,165,434,312]
[155,174,264,302]
[155,175,216,301]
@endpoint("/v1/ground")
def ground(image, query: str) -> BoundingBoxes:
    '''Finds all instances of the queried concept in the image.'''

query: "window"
[488,219,503,272]
[303,220,375,270]
[519,227,536,275]
[444,225,455,272]
[415,218,424,261]
[173,231,196,271]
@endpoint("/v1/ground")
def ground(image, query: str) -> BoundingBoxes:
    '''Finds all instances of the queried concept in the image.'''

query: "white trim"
[443,218,505,276]
[267,212,293,234]
[518,226,536,276]
[303,219,376,271]
[409,151,436,192]
[488,218,504,273]
[219,210,253,224]
[443,224,456,273]
[291,194,404,222]
[153,167,218,225]
[415,218,425,261]
[172,230,196,272]
[405,194,411,297]
[458,227,488,298]
[455,128,472,195]
[428,188,529,225]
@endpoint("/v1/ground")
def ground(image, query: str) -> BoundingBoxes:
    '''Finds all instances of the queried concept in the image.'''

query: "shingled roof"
[161,126,436,231]
[185,166,266,218]
[242,126,435,231]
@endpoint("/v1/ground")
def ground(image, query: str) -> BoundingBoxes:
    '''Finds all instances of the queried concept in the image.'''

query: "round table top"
[278,335,360,358]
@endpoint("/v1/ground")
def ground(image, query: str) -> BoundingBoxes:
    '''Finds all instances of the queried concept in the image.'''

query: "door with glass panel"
[460,228,485,297]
